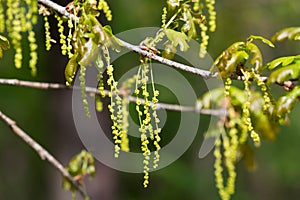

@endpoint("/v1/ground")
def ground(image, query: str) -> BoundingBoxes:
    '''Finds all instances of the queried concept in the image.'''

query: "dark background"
[0,0,300,199]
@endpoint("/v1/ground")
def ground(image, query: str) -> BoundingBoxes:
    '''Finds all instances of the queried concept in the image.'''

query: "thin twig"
[0,110,89,199]
[0,78,225,116]
[38,0,76,20]
[120,40,218,79]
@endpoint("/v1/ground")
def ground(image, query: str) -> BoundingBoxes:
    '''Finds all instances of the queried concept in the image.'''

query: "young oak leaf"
[274,86,300,120]
[247,35,275,48]
[0,35,10,58]
[272,27,300,42]
[266,56,300,69]
[164,28,189,52]
[65,54,79,86]
[267,63,300,84]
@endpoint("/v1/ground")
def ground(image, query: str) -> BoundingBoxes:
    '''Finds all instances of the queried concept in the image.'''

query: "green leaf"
[229,86,248,106]
[103,25,114,37]
[246,43,263,71]
[266,56,297,69]
[0,35,10,59]
[162,41,177,60]
[167,0,181,9]
[103,25,122,51]
[196,86,247,110]
[272,27,300,42]
[164,29,189,52]
[181,8,197,38]
[0,35,10,50]
[267,63,300,84]
[274,86,300,119]
[196,88,224,109]
[252,111,278,141]
[65,54,79,86]
[239,143,256,171]
[62,177,72,190]
[247,35,275,48]
[65,150,95,178]
[211,42,247,78]
[79,38,100,67]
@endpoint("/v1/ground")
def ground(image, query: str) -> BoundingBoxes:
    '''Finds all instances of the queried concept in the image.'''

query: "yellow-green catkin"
[222,131,237,199]
[214,138,227,200]
[205,0,216,32]
[114,87,130,153]
[67,18,74,58]
[25,0,38,25]
[199,22,209,58]
[224,77,232,96]
[161,7,167,28]
[44,16,52,51]
[241,70,261,146]
[135,58,161,187]
[96,55,106,98]
[253,69,271,113]
[149,62,161,169]
[141,64,151,188]
[104,47,130,157]
[0,2,5,33]
[214,127,238,200]
[55,13,67,56]
[193,1,200,11]
[120,96,130,152]
[79,65,91,118]
[28,30,37,76]
[25,0,38,75]
[107,64,122,158]
[98,0,112,21]
[135,64,151,188]
[95,55,104,112]
[6,0,22,68]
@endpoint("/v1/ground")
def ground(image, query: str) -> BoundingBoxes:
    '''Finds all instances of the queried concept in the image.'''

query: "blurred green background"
[0,0,300,199]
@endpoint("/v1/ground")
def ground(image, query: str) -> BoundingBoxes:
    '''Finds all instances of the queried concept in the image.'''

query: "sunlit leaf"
[164,28,189,52]
[167,0,181,9]
[62,150,95,196]
[267,63,300,84]
[246,43,263,71]
[0,35,10,59]
[253,112,278,141]
[103,25,122,51]
[272,27,300,42]
[79,38,100,67]
[181,8,197,38]
[266,56,299,69]
[196,88,224,109]
[274,86,300,119]
[162,41,176,60]
[0,35,10,50]
[211,42,248,78]
[239,143,256,171]
[249,93,278,141]
[247,35,275,48]
[65,54,78,86]
[229,86,248,106]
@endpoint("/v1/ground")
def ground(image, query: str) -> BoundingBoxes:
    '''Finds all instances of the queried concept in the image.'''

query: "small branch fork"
[0,110,88,199]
